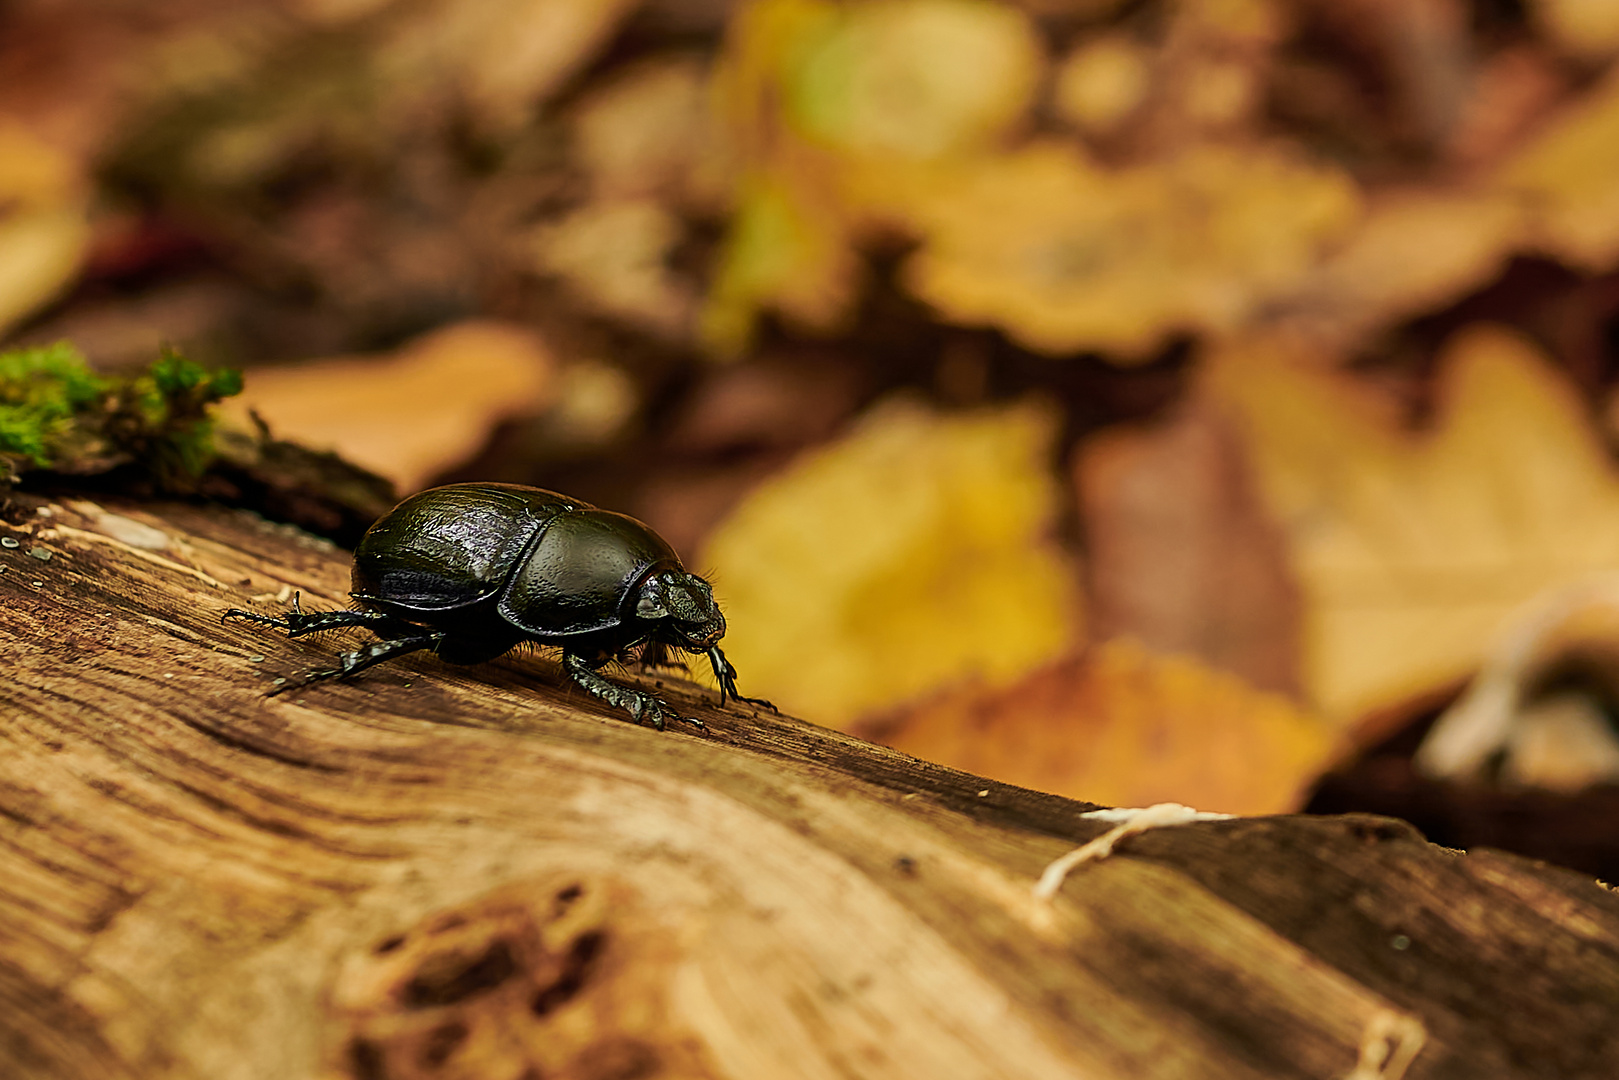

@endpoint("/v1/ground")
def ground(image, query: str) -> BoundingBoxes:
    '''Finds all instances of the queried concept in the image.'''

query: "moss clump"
[0,342,109,467]
[0,342,242,486]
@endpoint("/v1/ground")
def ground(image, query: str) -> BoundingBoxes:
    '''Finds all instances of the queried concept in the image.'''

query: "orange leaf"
[224,321,555,493]
[867,638,1340,815]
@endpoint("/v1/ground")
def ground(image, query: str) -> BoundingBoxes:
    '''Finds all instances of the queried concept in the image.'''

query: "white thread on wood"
[1033,803,1232,901]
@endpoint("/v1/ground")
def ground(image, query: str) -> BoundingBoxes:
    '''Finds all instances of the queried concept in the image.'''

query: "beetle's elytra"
[223,482,772,730]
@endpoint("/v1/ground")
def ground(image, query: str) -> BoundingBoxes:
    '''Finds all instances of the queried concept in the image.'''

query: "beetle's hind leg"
[223,591,399,639]
[267,631,443,697]
[564,652,699,732]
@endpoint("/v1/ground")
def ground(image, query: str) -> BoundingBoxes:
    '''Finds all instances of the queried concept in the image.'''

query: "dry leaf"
[224,320,555,492]
[894,141,1358,358]
[780,0,1043,160]
[701,168,863,354]
[702,0,1044,353]
[381,0,640,131]
[867,638,1340,815]
[1277,189,1523,347]
[1530,0,1619,60]
[1497,65,1619,271]
[1075,396,1301,695]
[531,200,697,339]
[699,396,1080,727]
[0,121,92,336]
[1053,35,1152,136]
[570,56,729,208]
[1210,325,1619,725]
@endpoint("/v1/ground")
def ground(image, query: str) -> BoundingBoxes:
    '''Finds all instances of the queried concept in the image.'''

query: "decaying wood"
[2,489,1618,1080]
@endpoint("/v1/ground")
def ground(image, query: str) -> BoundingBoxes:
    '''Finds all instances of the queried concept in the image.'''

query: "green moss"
[0,343,110,467]
[0,342,243,485]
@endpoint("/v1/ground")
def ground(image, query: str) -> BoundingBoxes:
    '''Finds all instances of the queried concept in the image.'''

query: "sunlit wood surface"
[3,490,1618,1080]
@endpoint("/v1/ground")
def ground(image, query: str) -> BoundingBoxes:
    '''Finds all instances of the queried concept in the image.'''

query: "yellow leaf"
[1210,325,1619,723]
[700,396,1080,727]
[782,0,1043,159]
[0,122,91,337]
[1053,35,1152,136]
[703,0,1043,354]
[869,638,1340,815]
[700,169,862,355]
[1530,0,1619,60]
[897,141,1359,358]
[1278,189,1523,347]
[1497,65,1619,270]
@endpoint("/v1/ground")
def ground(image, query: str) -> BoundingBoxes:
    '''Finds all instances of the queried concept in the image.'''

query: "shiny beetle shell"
[351,483,681,638]
[223,482,771,730]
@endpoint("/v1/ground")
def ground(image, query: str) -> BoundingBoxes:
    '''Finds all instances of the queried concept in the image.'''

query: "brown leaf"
[1076,397,1302,695]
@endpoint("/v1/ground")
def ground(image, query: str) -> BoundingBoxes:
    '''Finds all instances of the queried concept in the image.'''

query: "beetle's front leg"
[563,652,700,732]
[707,646,776,712]
[223,591,400,639]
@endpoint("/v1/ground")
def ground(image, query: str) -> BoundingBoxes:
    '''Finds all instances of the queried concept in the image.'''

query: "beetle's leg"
[223,592,400,639]
[707,646,776,712]
[563,652,700,732]
[267,631,442,697]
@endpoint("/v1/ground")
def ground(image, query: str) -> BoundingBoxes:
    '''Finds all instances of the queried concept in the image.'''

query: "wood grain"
[2,490,1617,1080]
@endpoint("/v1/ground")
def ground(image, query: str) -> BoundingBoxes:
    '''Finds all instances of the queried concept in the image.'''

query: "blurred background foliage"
[7,0,1619,874]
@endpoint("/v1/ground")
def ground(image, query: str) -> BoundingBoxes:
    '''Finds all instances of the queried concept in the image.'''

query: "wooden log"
[2,488,1617,1080]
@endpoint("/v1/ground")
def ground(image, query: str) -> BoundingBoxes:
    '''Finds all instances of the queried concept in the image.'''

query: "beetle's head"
[636,569,726,651]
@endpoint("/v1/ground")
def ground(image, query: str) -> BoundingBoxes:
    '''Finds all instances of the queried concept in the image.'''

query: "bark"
[2,488,1618,1080]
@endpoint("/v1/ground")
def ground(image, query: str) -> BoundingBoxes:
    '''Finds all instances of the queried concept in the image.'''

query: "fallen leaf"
[1075,396,1302,695]
[896,141,1360,358]
[780,0,1043,160]
[1530,0,1619,60]
[531,199,697,339]
[701,167,863,354]
[223,320,555,492]
[702,0,1044,353]
[381,0,641,131]
[699,395,1080,727]
[1210,324,1619,725]
[1053,34,1152,136]
[0,120,92,336]
[1497,64,1619,271]
[1276,188,1524,348]
[1445,46,1568,168]
[865,638,1340,815]
[570,55,729,208]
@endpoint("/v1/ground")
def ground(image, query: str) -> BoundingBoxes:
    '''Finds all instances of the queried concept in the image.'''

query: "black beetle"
[223,483,771,730]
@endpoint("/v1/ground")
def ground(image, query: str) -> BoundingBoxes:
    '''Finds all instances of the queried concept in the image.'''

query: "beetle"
[223,482,772,730]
